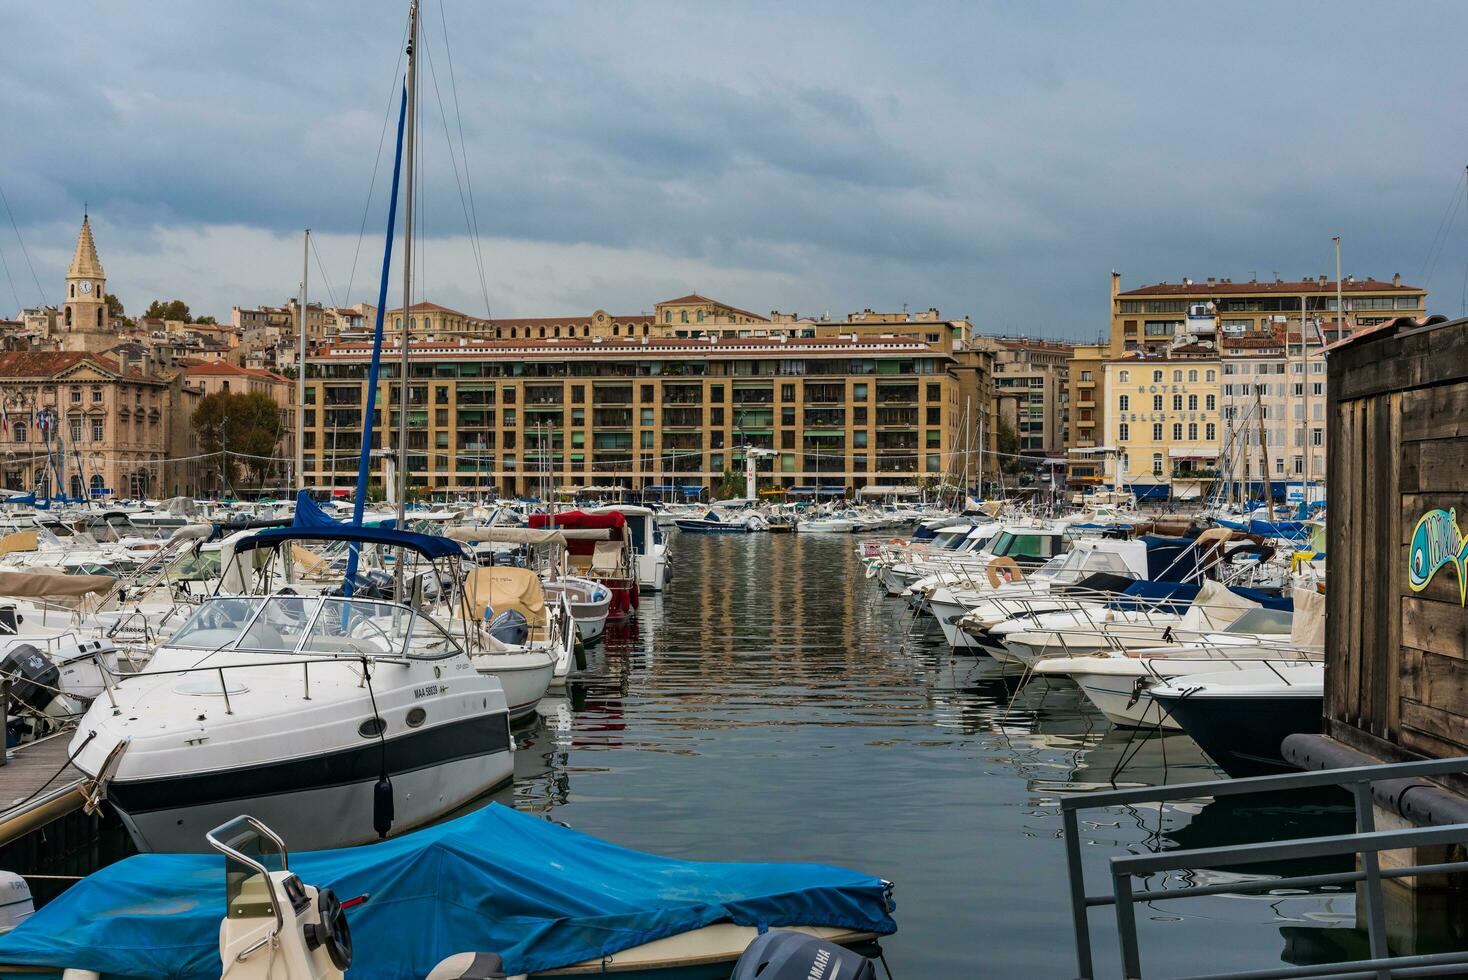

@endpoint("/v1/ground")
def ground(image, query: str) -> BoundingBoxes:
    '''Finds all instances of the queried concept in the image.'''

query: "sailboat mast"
[297,228,309,493]
[395,0,418,599]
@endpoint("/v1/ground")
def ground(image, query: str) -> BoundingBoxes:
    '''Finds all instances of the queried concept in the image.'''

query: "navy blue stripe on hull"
[109,711,511,814]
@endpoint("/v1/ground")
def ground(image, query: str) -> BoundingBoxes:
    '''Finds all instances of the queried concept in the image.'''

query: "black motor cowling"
[0,645,61,715]
[489,610,529,646]
[731,931,877,980]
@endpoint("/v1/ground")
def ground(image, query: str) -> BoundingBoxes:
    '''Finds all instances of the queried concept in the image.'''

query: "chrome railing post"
[1111,867,1141,979]
[1351,780,1391,975]
[1063,806,1094,979]
[218,667,232,715]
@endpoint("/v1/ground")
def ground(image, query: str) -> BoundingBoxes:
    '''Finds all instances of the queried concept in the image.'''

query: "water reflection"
[516,533,1402,977]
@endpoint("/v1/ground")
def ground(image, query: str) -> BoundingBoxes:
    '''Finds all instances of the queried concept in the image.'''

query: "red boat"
[530,510,640,619]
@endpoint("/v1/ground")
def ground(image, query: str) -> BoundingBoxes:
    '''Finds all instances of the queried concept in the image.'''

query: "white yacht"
[69,527,515,854]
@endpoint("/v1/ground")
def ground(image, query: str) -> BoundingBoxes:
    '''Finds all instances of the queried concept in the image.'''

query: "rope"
[7,730,95,810]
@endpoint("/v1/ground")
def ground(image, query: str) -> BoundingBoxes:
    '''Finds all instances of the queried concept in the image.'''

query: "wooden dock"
[0,733,86,848]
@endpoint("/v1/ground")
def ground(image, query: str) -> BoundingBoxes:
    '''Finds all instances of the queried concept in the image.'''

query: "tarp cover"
[465,566,546,625]
[530,510,627,531]
[0,804,895,979]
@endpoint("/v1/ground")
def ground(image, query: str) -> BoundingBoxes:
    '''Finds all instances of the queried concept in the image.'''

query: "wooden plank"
[1401,646,1423,702]
[1337,323,1468,402]
[1400,383,1468,443]
[1324,396,1342,719]
[1402,596,1468,659]
[1402,699,1468,753]
[1348,397,1366,725]
[1411,651,1468,719]
[1399,439,1468,495]
[1325,355,1345,722]
[1359,395,1380,733]
[1381,392,1402,738]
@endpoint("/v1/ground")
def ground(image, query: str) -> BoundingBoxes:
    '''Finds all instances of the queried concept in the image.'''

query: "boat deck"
[0,733,86,847]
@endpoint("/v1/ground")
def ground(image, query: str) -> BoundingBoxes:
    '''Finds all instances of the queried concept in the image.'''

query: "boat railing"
[1063,754,1468,980]
[92,650,413,716]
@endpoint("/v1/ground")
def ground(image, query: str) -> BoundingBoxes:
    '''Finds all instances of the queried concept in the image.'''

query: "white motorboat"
[544,575,611,643]
[465,565,579,691]
[69,527,515,854]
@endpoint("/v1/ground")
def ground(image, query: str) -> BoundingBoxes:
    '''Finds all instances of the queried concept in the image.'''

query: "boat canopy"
[444,526,567,546]
[237,525,464,561]
[0,569,114,599]
[0,804,896,979]
[529,510,626,531]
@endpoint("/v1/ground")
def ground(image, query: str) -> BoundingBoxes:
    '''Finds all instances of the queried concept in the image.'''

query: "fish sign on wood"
[1408,507,1468,606]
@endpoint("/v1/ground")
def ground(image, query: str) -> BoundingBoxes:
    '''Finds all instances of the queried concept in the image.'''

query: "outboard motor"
[0,645,81,722]
[489,610,529,647]
[731,931,878,980]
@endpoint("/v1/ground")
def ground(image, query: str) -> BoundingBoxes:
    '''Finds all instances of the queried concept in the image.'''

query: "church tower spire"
[61,211,110,351]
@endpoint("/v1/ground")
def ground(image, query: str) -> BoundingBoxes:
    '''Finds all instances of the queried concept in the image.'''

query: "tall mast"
[395,0,418,600]
[296,228,309,493]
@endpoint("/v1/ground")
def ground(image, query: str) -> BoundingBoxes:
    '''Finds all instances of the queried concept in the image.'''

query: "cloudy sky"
[3,1,1467,338]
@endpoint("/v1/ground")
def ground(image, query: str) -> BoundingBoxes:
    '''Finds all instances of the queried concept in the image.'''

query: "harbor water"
[10,531,1454,976]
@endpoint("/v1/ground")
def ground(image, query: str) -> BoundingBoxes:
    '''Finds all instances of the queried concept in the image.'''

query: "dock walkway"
[0,733,85,847]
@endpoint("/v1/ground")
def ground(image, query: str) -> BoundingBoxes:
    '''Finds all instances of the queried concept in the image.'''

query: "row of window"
[1117,394,1217,412]
[1115,368,1218,384]
[309,358,950,380]
[1117,422,1218,442]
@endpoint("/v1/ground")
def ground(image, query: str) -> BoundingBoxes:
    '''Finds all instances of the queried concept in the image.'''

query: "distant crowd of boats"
[862,499,1327,780]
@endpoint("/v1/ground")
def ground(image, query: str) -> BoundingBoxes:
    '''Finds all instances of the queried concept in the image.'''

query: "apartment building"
[1064,342,1106,484]
[1103,349,1222,500]
[302,332,990,498]
[1218,331,1327,493]
[973,336,1072,457]
[1108,272,1426,358]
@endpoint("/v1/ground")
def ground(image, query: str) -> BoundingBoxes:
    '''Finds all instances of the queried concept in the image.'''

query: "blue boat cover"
[231,492,462,560]
[0,805,895,979]
[1141,535,1200,582]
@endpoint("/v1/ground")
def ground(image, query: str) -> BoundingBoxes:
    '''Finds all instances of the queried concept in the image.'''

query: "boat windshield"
[164,596,463,659]
[1048,548,1132,585]
[1223,607,1294,635]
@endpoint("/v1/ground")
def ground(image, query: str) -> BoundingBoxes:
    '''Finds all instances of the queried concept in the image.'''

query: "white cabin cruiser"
[69,526,515,854]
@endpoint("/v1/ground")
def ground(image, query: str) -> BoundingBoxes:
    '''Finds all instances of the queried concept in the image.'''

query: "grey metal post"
[1112,868,1141,979]
[1351,781,1390,976]
[1063,806,1094,978]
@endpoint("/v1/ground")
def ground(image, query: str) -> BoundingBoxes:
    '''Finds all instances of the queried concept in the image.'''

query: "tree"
[104,293,133,328]
[715,468,743,500]
[192,391,283,490]
[995,418,1023,474]
[194,315,218,325]
[144,299,191,322]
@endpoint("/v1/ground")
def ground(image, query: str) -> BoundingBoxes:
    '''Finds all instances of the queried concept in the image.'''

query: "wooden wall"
[1326,317,1468,777]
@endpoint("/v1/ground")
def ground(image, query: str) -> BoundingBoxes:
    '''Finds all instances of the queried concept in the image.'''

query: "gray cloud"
[2,0,1467,334]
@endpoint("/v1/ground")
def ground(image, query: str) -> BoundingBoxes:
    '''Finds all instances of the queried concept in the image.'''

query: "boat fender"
[573,642,587,672]
[302,887,353,971]
[373,775,394,839]
[426,951,514,979]
[730,931,876,980]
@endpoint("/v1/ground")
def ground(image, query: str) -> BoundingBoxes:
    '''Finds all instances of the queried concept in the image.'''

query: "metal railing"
[1063,755,1468,979]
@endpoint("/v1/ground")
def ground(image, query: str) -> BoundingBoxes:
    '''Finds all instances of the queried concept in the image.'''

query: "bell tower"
[61,211,109,352]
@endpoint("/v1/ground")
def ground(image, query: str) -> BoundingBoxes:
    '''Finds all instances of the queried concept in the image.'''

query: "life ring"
[304,887,353,971]
[986,556,1023,588]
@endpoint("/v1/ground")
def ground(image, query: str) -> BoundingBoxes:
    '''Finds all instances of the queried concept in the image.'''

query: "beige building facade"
[303,330,990,498]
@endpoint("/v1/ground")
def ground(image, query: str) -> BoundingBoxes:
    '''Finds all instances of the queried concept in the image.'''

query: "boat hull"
[1154,691,1322,778]
[105,713,513,853]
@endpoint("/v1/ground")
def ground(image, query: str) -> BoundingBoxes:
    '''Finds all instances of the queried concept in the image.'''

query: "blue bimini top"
[0,804,896,979]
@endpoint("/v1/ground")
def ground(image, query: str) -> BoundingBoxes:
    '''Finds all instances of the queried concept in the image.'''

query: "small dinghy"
[0,805,896,979]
